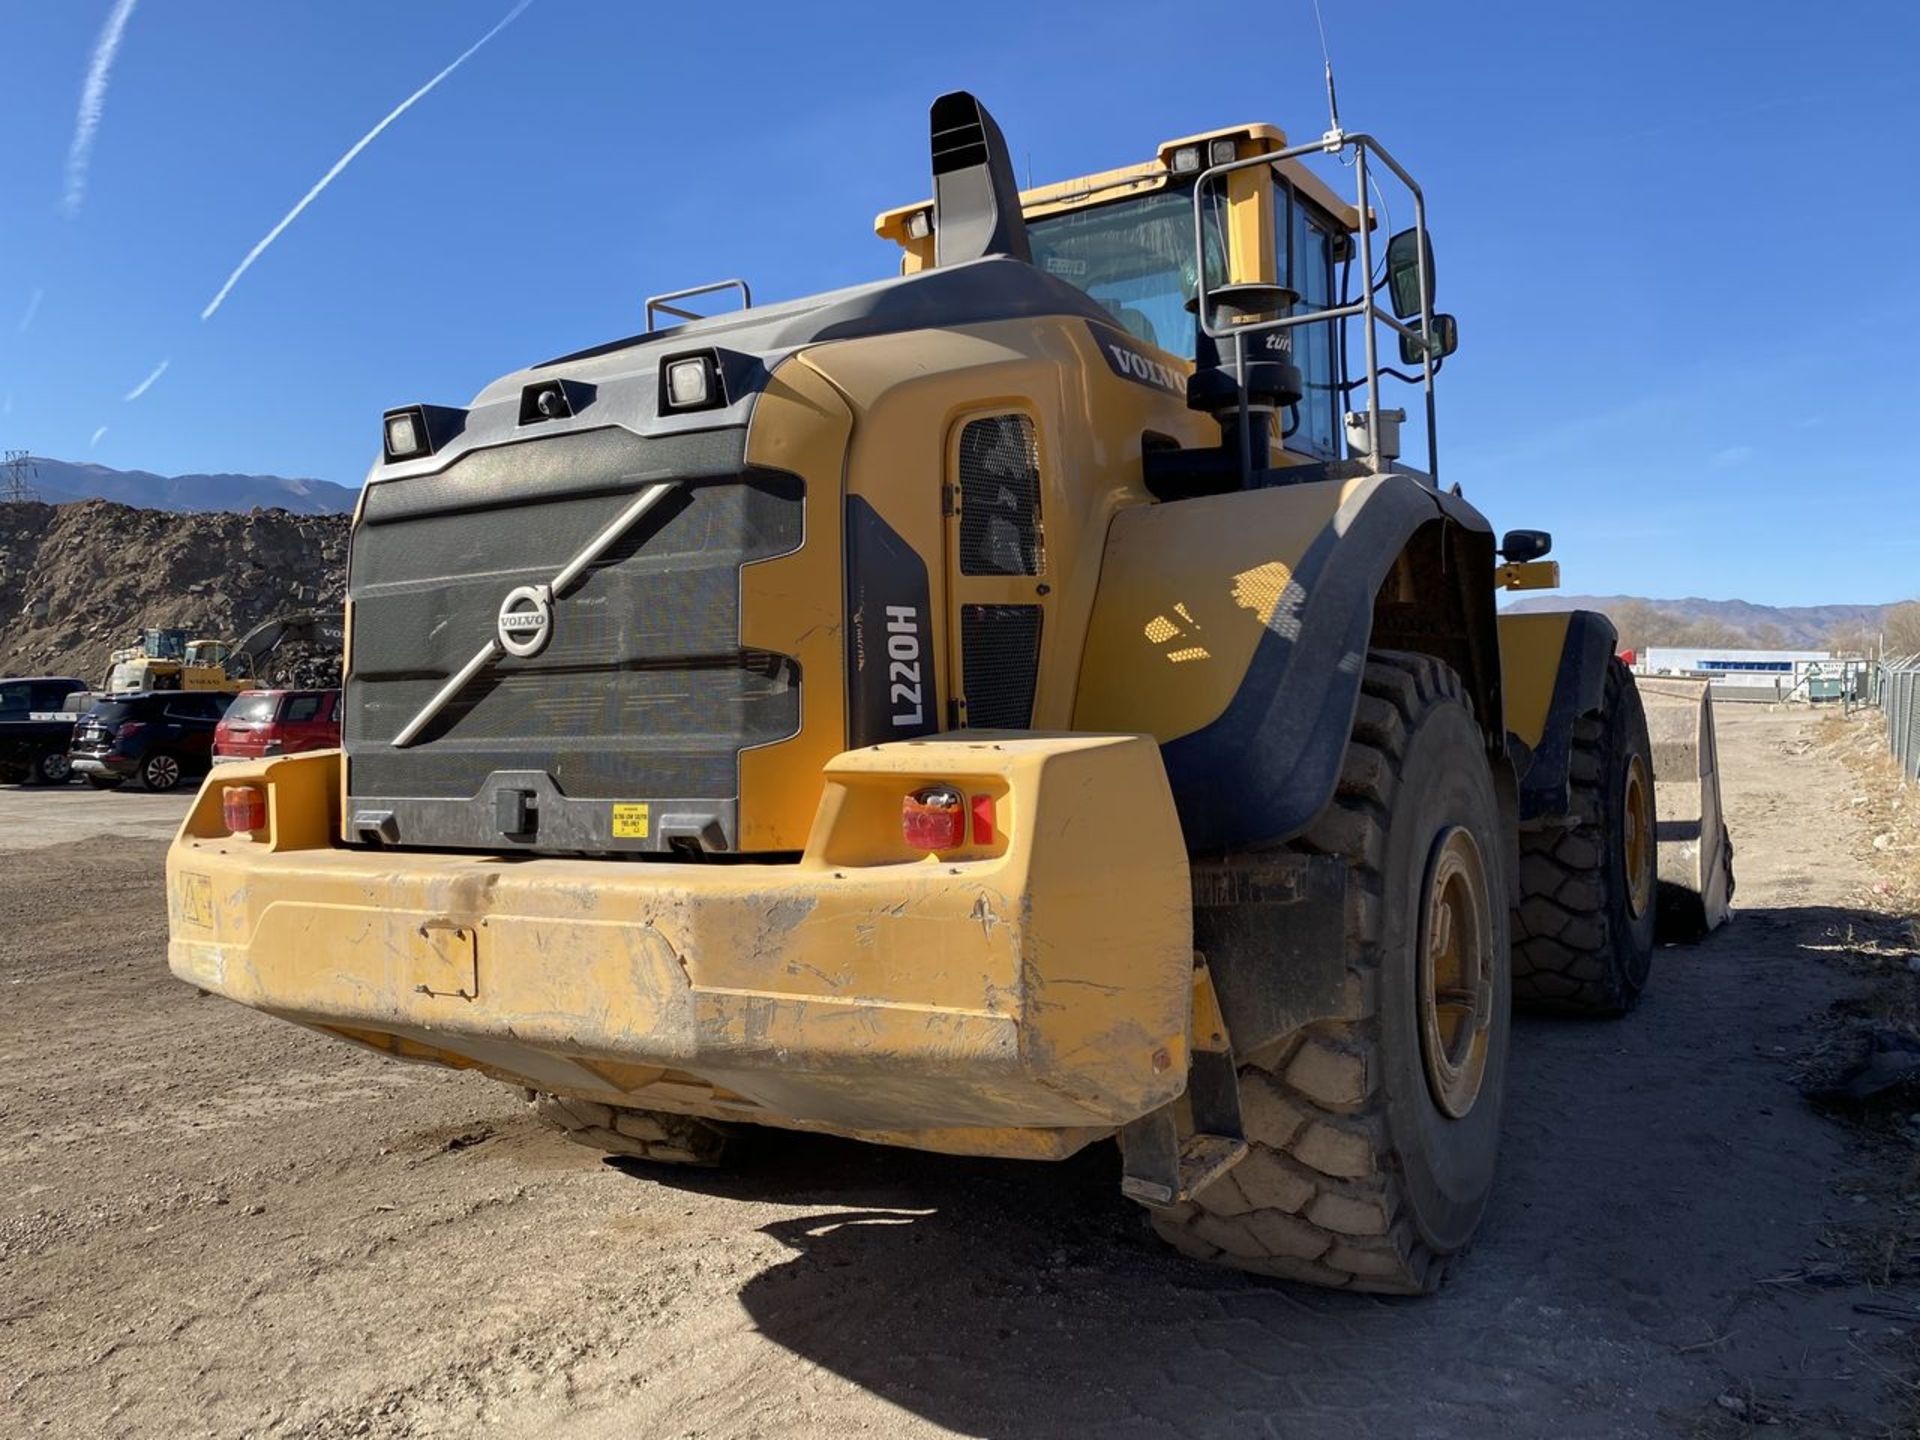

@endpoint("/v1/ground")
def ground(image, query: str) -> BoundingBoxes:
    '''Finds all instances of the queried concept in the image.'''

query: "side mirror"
[1384,227,1434,320]
[1500,529,1552,562]
[1397,313,1458,366]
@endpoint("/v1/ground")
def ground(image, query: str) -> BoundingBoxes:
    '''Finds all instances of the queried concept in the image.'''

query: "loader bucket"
[1637,676,1734,937]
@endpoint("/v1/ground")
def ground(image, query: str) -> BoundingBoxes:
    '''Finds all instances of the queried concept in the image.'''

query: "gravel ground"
[0,706,1911,1438]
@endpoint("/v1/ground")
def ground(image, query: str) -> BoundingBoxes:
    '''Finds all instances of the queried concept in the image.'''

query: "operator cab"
[877,122,1456,484]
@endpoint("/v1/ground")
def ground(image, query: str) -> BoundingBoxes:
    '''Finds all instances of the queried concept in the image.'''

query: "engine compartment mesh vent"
[957,414,1043,576]
[961,604,1042,729]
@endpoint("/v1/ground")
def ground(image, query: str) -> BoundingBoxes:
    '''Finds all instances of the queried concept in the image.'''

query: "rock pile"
[0,500,348,686]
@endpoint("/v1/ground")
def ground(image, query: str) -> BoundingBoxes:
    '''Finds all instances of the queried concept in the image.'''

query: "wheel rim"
[1623,753,1654,920]
[41,753,70,782]
[149,755,179,789]
[1418,826,1495,1120]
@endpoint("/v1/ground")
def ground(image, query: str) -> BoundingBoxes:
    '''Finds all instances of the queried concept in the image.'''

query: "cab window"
[1274,181,1342,460]
[1027,187,1226,359]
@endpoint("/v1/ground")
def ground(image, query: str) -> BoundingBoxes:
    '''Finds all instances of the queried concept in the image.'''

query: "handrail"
[1190,129,1440,485]
[645,278,753,332]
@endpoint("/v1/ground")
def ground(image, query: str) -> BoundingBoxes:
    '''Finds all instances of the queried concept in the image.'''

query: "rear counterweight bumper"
[167,739,1195,1157]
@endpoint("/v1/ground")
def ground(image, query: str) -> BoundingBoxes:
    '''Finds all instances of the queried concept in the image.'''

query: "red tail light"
[113,721,145,745]
[902,785,965,852]
[222,785,267,835]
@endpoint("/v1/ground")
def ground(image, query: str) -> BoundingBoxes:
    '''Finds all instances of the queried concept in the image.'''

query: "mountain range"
[8,456,356,516]
[1504,594,1902,648]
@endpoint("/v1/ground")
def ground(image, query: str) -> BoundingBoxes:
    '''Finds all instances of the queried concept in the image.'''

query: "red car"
[213,689,340,763]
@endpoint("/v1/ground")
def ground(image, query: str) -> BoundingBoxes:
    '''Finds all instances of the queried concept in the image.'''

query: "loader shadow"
[606,902,1913,1439]
[620,1134,1393,1439]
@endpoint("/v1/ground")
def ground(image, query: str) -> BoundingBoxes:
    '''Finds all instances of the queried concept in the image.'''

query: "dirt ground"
[3,705,1915,1439]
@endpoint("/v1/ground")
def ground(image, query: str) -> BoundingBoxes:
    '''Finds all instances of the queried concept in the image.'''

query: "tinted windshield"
[86,701,140,726]
[0,682,29,718]
[1027,187,1224,359]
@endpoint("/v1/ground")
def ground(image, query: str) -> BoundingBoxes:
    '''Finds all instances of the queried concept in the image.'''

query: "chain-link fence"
[1876,656,1920,782]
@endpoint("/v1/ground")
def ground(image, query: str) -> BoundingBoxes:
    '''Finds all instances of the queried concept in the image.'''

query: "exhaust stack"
[930,91,1031,268]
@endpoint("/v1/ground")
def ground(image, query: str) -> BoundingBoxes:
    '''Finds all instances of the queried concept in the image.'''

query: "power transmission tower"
[0,450,40,504]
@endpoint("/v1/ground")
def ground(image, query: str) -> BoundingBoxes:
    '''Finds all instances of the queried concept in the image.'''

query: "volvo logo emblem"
[497,584,553,658]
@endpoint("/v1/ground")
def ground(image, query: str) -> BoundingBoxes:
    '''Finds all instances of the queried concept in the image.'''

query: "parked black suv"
[0,677,90,785]
[69,691,234,792]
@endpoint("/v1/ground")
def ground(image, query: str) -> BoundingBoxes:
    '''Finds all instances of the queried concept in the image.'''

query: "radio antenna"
[1312,0,1343,141]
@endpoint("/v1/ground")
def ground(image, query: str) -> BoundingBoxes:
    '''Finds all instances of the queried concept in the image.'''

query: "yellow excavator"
[167,92,1730,1293]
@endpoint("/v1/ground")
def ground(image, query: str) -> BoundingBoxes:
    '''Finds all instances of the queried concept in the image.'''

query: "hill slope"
[17,456,356,516]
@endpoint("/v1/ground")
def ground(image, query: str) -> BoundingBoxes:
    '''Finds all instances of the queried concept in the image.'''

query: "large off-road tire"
[1510,657,1656,1016]
[531,1093,735,1167]
[1152,652,1512,1294]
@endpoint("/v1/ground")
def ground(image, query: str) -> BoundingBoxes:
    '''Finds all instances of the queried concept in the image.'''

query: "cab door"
[942,411,1051,732]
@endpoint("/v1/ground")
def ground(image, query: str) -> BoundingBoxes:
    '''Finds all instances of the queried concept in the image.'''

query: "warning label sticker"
[611,803,650,839]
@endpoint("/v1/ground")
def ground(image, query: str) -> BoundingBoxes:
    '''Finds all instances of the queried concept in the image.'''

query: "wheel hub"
[1418,826,1495,1119]
[1623,753,1653,920]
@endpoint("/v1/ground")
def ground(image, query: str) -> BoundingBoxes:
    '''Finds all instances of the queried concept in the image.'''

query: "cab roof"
[875,122,1363,246]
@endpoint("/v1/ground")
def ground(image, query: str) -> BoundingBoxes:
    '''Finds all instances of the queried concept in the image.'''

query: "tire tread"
[1151,651,1482,1295]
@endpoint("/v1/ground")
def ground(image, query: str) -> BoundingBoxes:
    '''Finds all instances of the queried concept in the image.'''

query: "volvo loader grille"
[344,427,802,854]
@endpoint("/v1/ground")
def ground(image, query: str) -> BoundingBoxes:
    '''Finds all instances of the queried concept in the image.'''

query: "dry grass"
[1819,708,1920,914]
[1809,711,1920,1430]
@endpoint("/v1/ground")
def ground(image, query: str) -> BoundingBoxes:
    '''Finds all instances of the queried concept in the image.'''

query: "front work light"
[385,411,423,459]
[661,351,725,413]
[905,209,932,240]
[381,402,465,463]
[1170,144,1201,175]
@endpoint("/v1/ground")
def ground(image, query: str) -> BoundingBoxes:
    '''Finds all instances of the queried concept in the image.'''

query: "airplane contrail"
[124,358,170,401]
[17,288,44,335]
[201,0,533,321]
[63,0,140,218]
[90,425,109,447]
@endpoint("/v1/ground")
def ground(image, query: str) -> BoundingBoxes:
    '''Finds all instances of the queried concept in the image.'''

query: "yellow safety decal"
[177,872,214,929]
[611,803,650,839]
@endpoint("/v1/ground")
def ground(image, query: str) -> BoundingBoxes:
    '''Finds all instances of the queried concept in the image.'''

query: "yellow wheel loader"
[166,92,1731,1293]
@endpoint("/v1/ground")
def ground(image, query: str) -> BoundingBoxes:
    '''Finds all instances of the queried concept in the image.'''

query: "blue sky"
[2,0,1915,605]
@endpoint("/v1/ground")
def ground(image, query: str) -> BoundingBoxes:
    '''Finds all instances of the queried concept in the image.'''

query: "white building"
[1632,648,1863,701]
